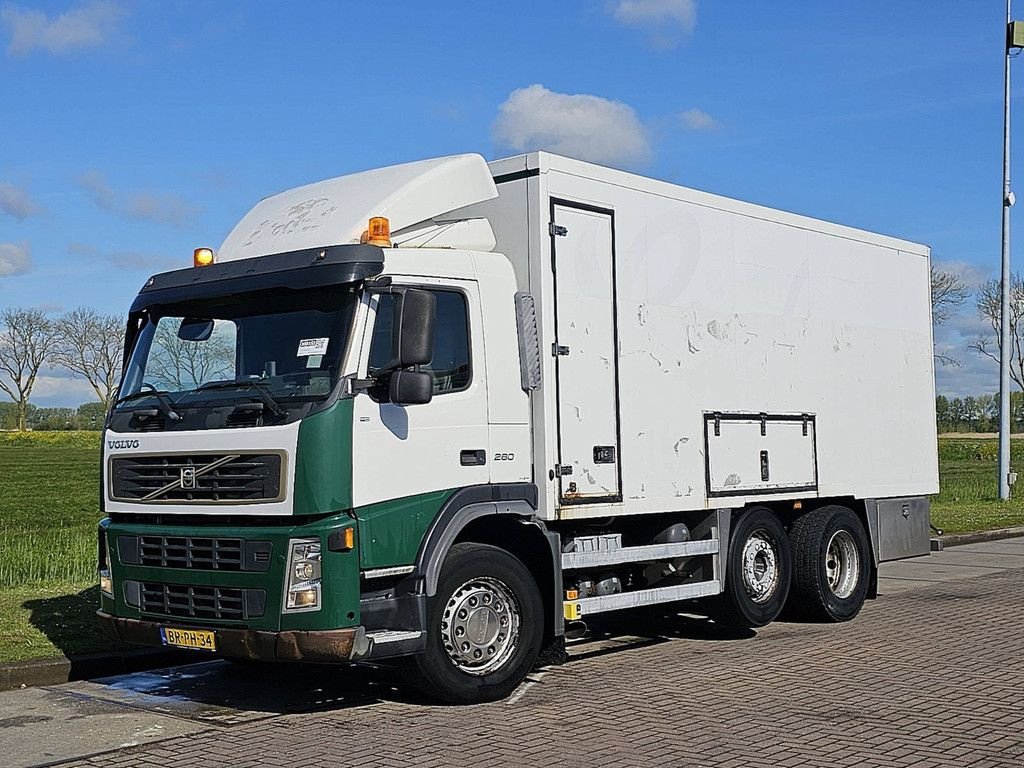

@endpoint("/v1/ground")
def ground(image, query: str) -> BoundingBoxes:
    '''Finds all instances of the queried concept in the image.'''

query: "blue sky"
[0,0,1015,405]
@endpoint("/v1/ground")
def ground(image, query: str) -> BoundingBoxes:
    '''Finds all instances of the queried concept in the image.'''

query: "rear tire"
[712,506,791,628]
[787,505,871,622]
[409,543,544,704]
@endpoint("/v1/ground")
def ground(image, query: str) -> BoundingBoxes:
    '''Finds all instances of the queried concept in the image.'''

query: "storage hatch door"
[705,414,818,497]
[551,202,621,504]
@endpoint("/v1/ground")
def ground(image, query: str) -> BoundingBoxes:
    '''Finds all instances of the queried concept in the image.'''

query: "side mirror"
[396,289,436,367]
[389,370,433,405]
[178,317,214,342]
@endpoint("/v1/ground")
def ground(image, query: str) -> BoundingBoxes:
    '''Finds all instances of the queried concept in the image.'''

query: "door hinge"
[552,343,570,357]
[549,222,568,237]
[555,464,573,477]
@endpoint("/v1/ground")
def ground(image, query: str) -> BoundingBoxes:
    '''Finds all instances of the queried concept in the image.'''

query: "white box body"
[462,152,938,521]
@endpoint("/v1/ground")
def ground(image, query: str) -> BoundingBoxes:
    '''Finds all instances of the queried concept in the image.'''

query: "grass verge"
[0,583,119,664]
[930,439,1024,533]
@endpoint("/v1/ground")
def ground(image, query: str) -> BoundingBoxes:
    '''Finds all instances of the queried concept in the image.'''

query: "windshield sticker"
[306,354,323,369]
[297,337,329,356]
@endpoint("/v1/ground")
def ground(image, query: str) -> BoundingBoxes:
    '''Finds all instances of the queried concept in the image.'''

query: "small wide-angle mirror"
[177,317,215,342]
[389,369,433,406]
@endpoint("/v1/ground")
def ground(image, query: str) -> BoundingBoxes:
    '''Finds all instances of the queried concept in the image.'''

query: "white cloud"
[124,192,199,228]
[679,107,719,131]
[78,170,200,228]
[30,373,99,406]
[492,84,652,168]
[78,169,117,212]
[1,1,124,56]
[66,241,97,256]
[0,241,31,276]
[106,250,177,271]
[933,258,990,291]
[0,181,42,219]
[610,0,697,47]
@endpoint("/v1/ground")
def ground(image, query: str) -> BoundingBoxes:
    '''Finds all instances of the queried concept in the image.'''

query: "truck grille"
[110,453,283,503]
[140,535,243,570]
[138,582,265,620]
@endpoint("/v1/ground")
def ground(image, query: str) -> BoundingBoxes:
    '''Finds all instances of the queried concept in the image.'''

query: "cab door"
[351,280,489,507]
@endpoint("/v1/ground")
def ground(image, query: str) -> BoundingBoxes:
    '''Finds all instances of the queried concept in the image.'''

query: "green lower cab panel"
[355,489,455,569]
[102,512,360,633]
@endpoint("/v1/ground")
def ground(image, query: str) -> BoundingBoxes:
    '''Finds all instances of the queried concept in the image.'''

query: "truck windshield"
[112,286,358,428]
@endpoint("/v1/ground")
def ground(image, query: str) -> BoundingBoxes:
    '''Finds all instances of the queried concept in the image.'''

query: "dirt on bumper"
[96,611,369,662]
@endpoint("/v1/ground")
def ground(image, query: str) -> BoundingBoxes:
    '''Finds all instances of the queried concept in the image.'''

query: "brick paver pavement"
[59,568,1022,768]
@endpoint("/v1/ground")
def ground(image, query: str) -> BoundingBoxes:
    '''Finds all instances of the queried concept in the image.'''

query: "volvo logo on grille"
[139,454,241,501]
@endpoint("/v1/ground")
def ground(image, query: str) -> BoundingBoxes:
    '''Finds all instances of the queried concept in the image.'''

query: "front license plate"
[160,626,217,652]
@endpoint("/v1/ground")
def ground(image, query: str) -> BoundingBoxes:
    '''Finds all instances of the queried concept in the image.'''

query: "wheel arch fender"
[414,484,563,640]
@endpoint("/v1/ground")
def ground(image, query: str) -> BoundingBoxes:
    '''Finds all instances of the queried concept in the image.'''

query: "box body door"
[551,201,622,504]
[705,414,818,496]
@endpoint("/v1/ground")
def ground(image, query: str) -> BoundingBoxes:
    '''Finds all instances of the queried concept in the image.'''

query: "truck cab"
[99,156,551,702]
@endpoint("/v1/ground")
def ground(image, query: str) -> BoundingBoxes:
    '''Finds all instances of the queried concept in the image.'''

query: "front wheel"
[712,506,792,628]
[409,543,544,704]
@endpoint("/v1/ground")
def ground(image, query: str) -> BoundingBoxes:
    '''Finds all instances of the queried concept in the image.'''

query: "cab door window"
[368,290,471,395]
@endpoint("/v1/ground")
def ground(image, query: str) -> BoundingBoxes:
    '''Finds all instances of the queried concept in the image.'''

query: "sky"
[0,0,1017,406]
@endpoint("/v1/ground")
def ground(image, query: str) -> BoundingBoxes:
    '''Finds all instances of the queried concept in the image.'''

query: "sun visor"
[218,154,498,262]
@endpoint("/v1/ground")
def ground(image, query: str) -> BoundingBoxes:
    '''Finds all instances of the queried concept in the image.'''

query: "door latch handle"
[460,450,486,466]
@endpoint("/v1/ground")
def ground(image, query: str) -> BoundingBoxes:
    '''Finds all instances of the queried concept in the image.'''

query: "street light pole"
[1000,1,1013,500]
[999,1,1021,500]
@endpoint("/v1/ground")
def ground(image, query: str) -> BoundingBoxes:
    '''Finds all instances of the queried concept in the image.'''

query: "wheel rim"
[440,576,521,676]
[825,529,860,599]
[740,530,780,604]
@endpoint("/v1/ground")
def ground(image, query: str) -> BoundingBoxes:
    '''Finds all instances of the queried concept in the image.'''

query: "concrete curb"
[940,526,1024,548]
[0,647,204,692]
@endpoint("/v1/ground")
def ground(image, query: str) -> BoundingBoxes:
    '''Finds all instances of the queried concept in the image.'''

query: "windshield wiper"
[114,388,181,422]
[195,379,287,418]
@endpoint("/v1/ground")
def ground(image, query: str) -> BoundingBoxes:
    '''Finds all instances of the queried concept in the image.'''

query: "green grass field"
[931,438,1024,533]
[0,431,122,663]
[0,432,1022,664]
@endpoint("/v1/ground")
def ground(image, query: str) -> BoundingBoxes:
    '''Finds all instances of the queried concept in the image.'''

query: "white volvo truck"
[96,152,938,703]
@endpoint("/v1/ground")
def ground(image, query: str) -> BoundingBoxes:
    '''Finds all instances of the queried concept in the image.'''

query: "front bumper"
[97,610,370,662]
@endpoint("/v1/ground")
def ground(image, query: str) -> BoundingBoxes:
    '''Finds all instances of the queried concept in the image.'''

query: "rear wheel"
[787,505,871,622]
[712,506,791,628]
[409,543,544,704]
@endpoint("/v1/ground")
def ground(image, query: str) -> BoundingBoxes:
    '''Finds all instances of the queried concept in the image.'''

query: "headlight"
[99,568,113,597]
[284,538,321,611]
[98,520,112,597]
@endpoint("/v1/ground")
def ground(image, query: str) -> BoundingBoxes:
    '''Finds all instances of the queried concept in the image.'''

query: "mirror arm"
[348,377,377,395]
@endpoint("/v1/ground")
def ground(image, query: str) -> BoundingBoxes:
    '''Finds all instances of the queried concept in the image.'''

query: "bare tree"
[53,307,124,410]
[0,307,60,431]
[931,266,969,324]
[969,273,1024,390]
[146,321,234,390]
[931,266,969,367]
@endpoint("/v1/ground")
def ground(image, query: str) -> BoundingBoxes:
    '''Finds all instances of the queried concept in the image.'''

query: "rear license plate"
[160,626,217,652]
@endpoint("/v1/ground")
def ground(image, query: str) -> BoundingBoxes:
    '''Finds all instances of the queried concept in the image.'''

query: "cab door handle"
[460,450,486,466]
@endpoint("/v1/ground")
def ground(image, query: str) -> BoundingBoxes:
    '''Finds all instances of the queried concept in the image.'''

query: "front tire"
[409,543,544,704]
[713,506,791,628]
[787,505,871,622]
